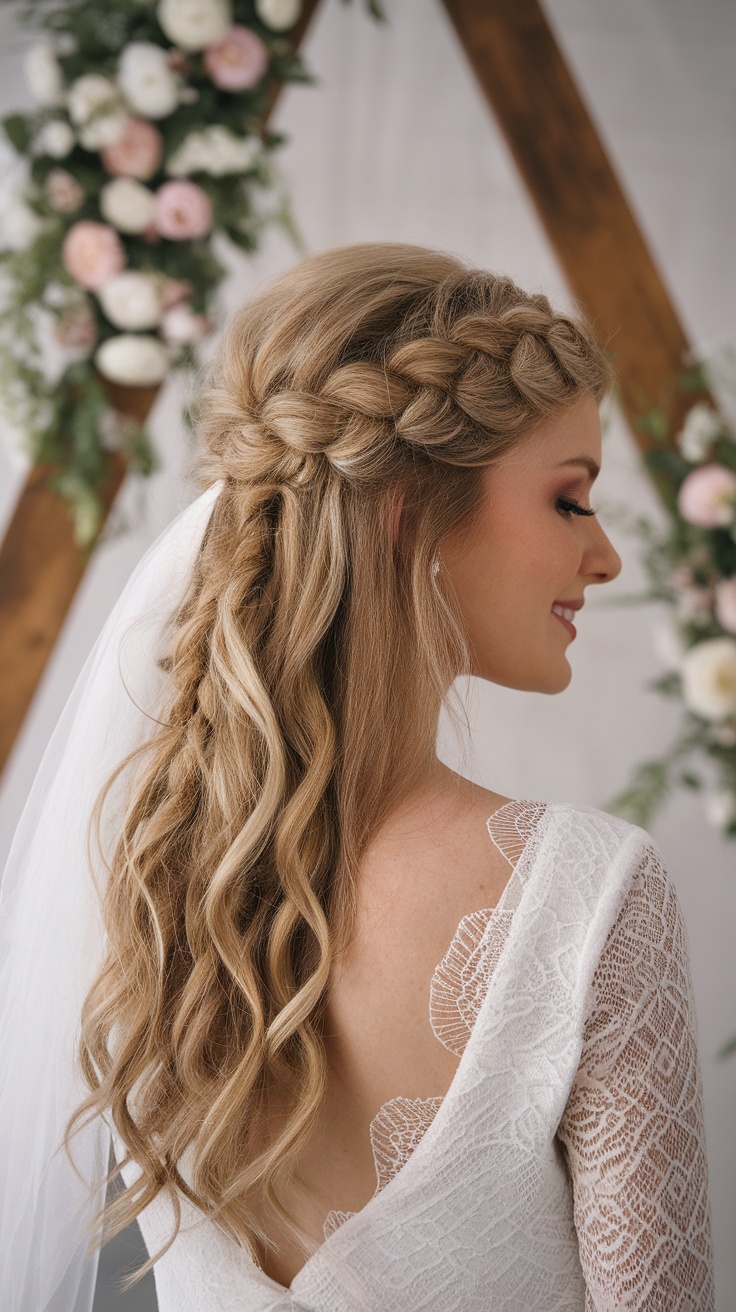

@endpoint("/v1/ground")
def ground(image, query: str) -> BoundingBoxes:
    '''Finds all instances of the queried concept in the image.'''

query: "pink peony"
[153,180,213,240]
[715,577,736,635]
[203,25,268,90]
[101,118,164,180]
[45,168,83,214]
[161,277,194,308]
[677,464,736,529]
[62,221,126,290]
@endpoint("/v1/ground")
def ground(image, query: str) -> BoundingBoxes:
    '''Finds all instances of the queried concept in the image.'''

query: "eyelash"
[556,497,597,519]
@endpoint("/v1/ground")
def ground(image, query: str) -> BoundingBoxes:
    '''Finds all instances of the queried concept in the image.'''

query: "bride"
[0,242,715,1310]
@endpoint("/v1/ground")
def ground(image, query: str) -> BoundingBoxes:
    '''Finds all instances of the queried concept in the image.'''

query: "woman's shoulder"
[542,796,659,857]
[535,799,679,954]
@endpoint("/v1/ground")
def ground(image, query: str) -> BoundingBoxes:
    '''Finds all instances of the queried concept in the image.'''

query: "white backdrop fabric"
[0,0,734,1305]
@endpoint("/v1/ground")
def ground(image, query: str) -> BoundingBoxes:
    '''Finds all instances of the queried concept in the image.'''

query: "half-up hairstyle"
[66,242,614,1280]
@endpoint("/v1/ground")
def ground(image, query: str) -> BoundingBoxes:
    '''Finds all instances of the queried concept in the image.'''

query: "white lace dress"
[116,799,715,1311]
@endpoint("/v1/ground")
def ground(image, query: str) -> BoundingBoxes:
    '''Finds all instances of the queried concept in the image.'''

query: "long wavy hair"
[65,242,613,1281]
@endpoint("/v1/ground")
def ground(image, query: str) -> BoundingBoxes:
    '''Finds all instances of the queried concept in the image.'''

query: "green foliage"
[2,113,33,154]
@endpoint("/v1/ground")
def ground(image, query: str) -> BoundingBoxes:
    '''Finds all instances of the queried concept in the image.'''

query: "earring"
[432,556,440,577]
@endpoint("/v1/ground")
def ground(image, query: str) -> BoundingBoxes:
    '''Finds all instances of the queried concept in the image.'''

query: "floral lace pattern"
[320,801,715,1310]
[117,799,715,1311]
[557,840,715,1309]
[322,798,546,1238]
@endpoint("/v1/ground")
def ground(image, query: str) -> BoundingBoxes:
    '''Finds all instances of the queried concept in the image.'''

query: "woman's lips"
[551,608,577,638]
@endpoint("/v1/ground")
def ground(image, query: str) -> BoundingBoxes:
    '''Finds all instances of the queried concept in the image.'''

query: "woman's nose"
[585,520,622,585]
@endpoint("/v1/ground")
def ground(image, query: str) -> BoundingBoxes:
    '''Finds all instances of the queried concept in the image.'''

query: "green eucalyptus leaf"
[2,113,33,154]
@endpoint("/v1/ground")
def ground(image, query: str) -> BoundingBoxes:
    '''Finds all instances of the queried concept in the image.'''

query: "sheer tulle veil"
[0,480,223,1312]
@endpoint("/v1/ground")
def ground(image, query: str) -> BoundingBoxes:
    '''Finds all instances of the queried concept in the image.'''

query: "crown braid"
[196,268,610,493]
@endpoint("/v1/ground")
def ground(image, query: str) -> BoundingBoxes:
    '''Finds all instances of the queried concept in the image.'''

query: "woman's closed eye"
[556,495,598,516]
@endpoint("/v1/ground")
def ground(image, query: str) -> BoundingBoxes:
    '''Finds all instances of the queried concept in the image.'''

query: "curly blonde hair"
[66,242,613,1281]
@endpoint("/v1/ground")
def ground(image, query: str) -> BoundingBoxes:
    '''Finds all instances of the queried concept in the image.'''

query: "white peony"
[118,43,179,119]
[680,636,736,721]
[67,74,128,150]
[79,112,129,151]
[1,198,48,251]
[33,119,75,159]
[255,0,302,31]
[24,43,64,106]
[97,272,164,330]
[166,124,261,177]
[100,177,156,233]
[677,402,723,463]
[95,333,170,385]
[67,73,118,124]
[704,787,736,829]
[157,0,232,51]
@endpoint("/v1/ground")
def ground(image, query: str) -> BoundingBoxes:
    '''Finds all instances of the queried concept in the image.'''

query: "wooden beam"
[0,0,322,778]
[440,0,706,448]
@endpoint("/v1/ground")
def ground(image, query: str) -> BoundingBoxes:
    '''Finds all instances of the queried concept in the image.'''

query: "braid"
[196,276,609,491]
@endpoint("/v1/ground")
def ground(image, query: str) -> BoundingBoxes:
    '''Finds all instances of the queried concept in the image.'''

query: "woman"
[0,243,715,1311]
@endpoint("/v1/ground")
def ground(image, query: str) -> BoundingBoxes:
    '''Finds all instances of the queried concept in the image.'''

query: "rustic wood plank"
[0,0,323,777]
[441,0,707,452]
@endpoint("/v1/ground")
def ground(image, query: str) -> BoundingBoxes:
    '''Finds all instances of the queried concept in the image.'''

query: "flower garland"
[601,352,736,844]
[0,0,381,545]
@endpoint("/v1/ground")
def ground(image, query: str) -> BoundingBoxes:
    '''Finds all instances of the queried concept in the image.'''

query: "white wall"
[1,0,734,1306]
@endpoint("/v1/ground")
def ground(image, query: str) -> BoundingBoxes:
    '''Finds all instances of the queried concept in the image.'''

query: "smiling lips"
[551,602,578,637]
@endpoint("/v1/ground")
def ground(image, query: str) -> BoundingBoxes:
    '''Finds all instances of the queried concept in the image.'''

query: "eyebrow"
[554,456,600,479]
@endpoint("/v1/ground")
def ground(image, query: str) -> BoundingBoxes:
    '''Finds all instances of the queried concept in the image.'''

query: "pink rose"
[203,25,268,91]
[101,118,164,180]
[161,277,194,308]
[677,464,736,528]
[715,577,736,635]
[153,180,213,240]
[62,221,126,290]
[45,168,83,214]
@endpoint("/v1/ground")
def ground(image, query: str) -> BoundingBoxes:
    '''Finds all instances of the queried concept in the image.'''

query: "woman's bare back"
[249,768,516,1288]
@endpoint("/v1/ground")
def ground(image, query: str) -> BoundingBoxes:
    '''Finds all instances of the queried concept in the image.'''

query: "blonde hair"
[66,242,613,1281]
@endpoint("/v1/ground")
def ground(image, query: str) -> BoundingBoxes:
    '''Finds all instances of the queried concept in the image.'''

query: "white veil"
[0,479,223,1312]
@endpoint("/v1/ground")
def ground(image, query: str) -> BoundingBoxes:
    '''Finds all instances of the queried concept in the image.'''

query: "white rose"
[67,74,128,149]
[118,42,179,119]
[166,125,260,177]
[67,73,119,124]
[97,272,164,331]
[255,0,301,31]
[157,0,231,51]
[33,119,75,159]
[704,787,736,829]
[95,333,170,385]
[100,177,156,233]
[1,198,48,251]
[680,636,736,721]
[677,402,723,463]
[79,113,129,151]
[24,43,64,106]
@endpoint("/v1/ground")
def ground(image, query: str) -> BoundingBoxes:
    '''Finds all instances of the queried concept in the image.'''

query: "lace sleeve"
[556,839,716,1311]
